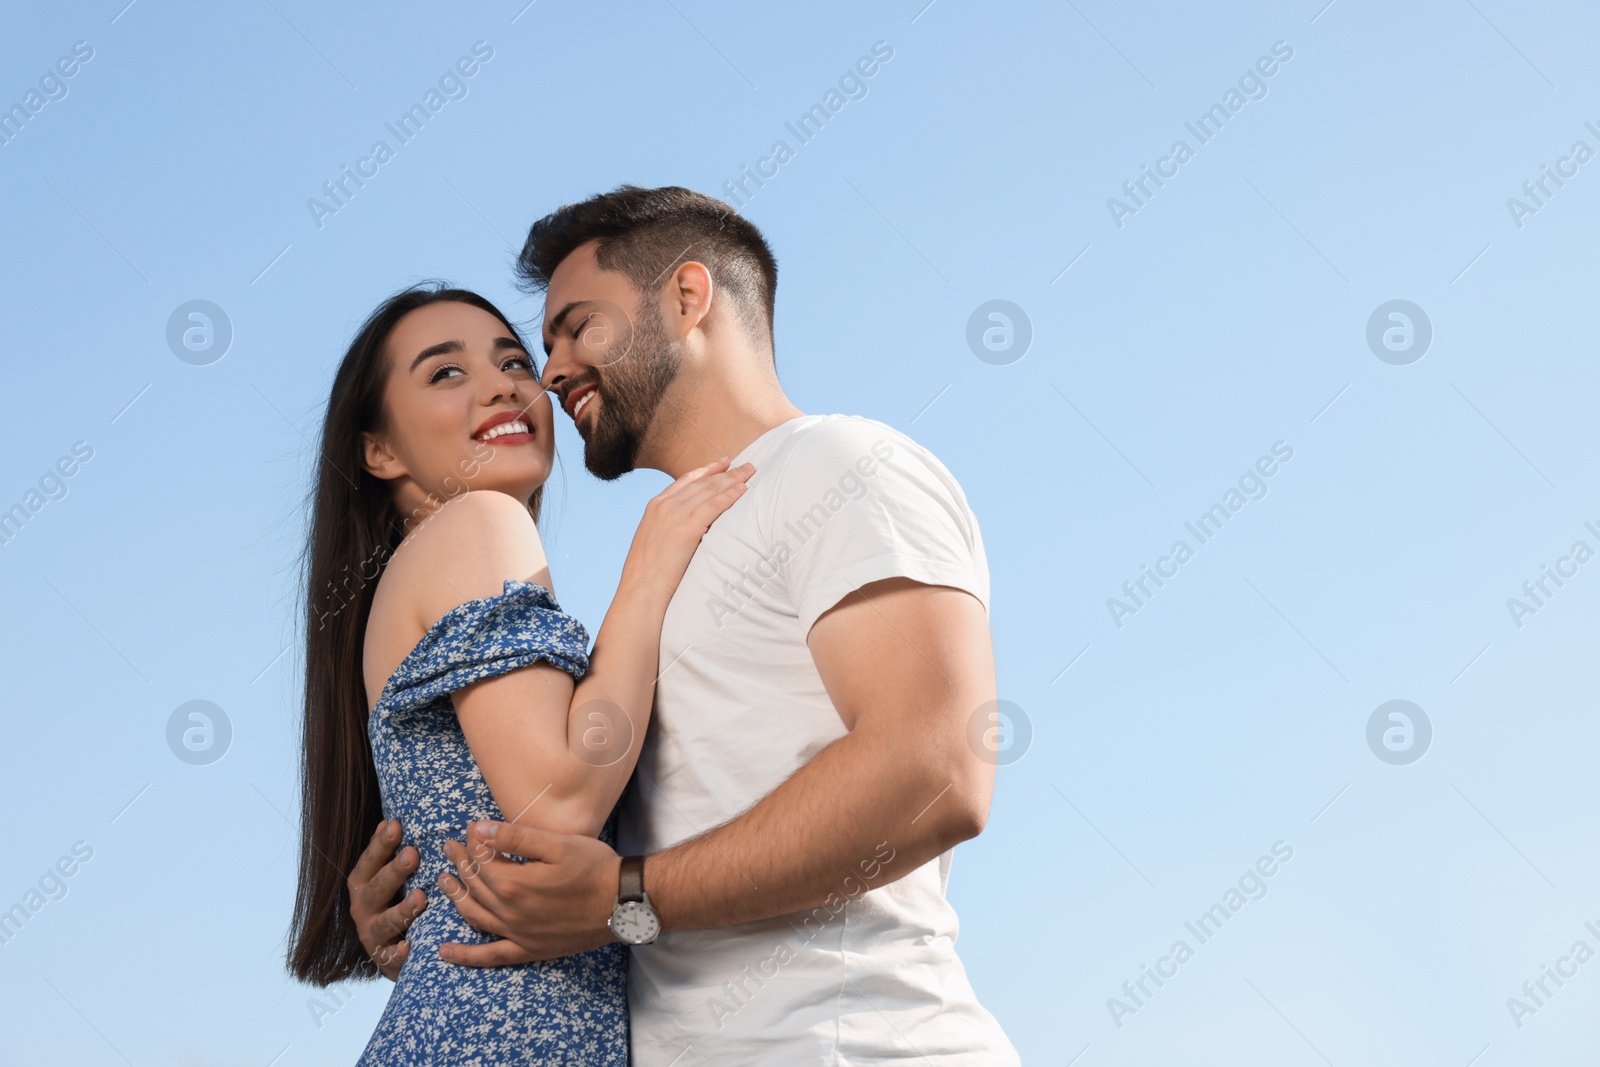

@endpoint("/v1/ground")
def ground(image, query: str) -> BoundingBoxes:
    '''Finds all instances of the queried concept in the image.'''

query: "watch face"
[609,901,660,944]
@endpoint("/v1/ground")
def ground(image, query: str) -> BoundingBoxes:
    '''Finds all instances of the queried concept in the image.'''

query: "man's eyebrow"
[409,339,463,372]
[541,300,591,355]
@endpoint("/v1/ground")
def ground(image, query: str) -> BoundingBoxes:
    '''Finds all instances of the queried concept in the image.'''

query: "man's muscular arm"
[438,577,998,962]
[647,577,995,930]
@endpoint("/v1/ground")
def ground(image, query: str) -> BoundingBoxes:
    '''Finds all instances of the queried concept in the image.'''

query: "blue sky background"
[1,1,1597,1063]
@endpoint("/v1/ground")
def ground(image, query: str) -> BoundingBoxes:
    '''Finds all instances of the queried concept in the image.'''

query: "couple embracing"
[286,185,1020,1065]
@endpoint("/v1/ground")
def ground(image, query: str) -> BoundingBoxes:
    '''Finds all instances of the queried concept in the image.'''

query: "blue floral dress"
[359,580,629,1066]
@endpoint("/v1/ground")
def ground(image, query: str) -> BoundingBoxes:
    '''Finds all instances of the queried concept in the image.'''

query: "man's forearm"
[642,725,989,934]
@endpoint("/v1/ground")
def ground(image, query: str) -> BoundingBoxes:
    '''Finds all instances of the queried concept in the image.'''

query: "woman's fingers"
[660,457,751,501]
[630,459,755,582]
[689,482,748,527]
[673,462,754,507]
[641,462,753,539]
[684,464,754,523]
[692,454,733,475]
[661,455,731,494]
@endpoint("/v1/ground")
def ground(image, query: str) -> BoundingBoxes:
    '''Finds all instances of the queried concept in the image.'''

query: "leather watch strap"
[618,855,646,903]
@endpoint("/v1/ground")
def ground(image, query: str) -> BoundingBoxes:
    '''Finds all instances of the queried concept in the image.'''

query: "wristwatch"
[607,855,661,945]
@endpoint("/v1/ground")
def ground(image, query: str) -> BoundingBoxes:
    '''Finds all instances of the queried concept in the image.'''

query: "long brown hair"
[287,284,544,985]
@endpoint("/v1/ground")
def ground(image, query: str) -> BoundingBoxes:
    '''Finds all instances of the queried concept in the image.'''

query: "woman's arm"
[403,458,753,839]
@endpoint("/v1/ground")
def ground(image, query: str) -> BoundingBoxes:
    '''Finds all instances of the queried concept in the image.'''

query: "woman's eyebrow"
[409,339,463,371]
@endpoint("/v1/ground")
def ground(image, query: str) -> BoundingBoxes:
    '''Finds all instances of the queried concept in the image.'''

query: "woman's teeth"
[478,420,530,441]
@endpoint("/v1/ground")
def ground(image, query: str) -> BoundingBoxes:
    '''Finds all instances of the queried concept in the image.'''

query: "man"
[348,185,1020,1064]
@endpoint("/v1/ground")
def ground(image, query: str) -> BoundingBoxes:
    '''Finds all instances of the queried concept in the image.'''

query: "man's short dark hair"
[516,185,779,347]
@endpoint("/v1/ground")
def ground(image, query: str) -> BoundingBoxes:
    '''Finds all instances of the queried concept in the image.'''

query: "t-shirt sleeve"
[765,421,988,636]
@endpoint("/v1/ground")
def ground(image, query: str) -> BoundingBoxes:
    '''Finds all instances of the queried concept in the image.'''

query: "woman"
[285,284,753,1063]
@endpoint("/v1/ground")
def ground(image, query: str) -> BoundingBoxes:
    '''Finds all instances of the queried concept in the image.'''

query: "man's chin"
[582,438,636,481]
[584,457,633,481]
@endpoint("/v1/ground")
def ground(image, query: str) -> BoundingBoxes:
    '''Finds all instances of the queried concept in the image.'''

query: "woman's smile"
[474,409,536,445]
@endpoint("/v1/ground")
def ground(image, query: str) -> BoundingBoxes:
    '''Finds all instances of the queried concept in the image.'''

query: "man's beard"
[579,302,681,481]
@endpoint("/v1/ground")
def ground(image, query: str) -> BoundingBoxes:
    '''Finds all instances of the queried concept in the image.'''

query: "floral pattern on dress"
[359,579,628,1066]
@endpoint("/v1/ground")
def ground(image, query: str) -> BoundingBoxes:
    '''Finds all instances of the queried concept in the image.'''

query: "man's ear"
[362,431,407,481]
[665,260,714,339]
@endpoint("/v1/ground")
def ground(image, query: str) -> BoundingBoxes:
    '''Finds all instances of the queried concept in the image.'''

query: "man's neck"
[640,372,806,478]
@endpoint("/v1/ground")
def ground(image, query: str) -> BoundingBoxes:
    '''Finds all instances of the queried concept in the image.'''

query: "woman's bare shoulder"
[388,491,544,582]
[363,492,551,699]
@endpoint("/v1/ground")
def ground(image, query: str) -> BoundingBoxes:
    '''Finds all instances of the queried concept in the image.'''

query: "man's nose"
[540,349,575,393]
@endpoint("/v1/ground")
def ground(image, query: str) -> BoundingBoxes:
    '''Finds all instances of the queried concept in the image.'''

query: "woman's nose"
[484,366,521,403]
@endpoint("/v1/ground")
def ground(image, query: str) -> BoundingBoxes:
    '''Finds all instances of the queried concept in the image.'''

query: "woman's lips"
[475,418,533,444]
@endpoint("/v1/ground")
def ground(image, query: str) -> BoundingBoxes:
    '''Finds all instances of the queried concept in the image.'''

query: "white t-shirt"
[618,414,1020,1066]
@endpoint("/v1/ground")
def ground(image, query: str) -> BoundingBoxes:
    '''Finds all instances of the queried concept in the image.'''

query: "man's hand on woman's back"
[348,819,427,981]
